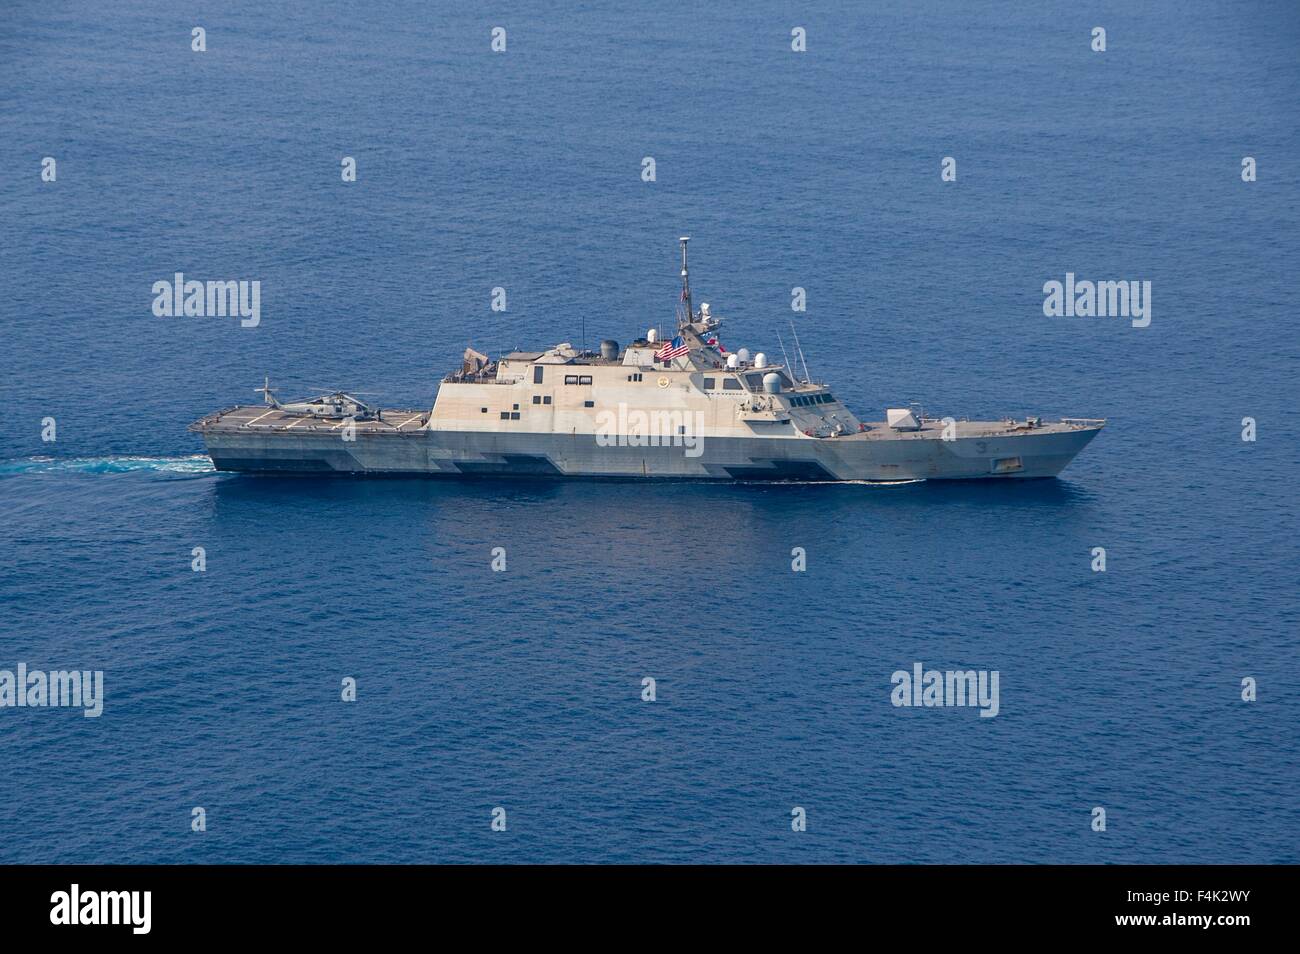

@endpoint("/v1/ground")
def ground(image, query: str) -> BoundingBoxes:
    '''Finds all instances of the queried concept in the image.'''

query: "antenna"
[678,236,692,331]
[788,320,812,384]
[777,329,794,376]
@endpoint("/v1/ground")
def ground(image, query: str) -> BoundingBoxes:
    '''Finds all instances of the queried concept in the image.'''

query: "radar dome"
[762,372,782,394]
[754,352,768,369]
[737,348,751,364]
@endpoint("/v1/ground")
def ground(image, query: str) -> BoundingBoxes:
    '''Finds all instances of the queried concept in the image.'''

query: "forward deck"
[841,418,1106,441]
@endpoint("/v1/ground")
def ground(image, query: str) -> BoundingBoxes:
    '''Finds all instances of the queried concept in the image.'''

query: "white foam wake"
[0,455,216,475]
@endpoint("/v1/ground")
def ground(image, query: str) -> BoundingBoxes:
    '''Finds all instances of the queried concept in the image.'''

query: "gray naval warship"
[191,239,1104,481]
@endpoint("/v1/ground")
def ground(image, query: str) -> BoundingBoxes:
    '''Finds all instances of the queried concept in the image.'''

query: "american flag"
[655,335,689,361]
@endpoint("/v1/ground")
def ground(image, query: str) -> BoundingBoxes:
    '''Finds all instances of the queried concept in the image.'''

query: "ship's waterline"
[191,241,1104,482]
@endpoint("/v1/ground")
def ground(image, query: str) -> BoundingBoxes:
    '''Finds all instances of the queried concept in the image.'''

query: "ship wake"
[0,455,216,476]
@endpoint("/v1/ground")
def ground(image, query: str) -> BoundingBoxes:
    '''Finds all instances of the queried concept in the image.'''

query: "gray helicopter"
[254,376,381,420]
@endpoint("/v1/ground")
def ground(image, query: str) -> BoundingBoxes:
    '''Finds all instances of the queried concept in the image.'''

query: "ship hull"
[198,417,1102,482]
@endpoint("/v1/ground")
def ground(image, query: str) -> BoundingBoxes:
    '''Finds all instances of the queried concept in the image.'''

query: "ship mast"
[678,235,693,331]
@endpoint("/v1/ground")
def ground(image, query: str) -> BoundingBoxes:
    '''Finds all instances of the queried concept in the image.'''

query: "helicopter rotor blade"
[302,387,381,396]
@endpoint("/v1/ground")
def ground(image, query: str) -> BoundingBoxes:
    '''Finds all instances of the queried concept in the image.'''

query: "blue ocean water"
[1,0,1297,863]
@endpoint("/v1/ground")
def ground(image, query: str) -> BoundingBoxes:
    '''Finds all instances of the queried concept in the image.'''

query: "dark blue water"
[2,0,1297,863]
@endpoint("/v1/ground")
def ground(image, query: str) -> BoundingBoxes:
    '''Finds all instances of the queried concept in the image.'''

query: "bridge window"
[533,366,544,384]
[702,377,715,390]
[723,378,743,391]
